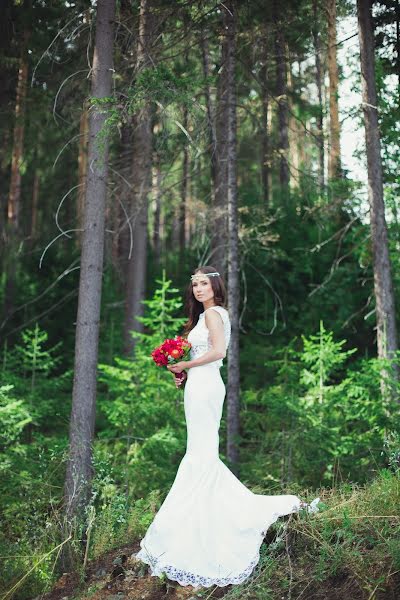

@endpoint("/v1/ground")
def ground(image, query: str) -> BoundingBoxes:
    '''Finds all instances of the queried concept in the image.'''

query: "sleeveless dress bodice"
[187,305,231,368]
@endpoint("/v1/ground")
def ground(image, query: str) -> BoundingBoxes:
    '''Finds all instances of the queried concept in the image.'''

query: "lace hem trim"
[135,509,288,588]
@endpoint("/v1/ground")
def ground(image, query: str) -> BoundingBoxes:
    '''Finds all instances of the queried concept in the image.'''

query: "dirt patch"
[38,543,231,600]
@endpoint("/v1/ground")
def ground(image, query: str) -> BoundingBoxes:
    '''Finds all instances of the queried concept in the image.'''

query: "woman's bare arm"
[184,309,226,368]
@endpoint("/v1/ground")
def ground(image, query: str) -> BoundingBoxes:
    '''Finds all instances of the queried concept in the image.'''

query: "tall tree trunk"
[327,0,341,180]
[287,56,300,190]
[179,104,189,257]
[115,0,134,284]
[212,22,229,275]
[200,30,217,201]
[77,102,89,246]
[357,0,399,390]
[117,123,133,283]
[8,40,28,234]
[30,169,39,241]
[260,23,270,205]
[124,0,154,355]
[4,33,29,319]
[313,0,325,192]
[224,1,240,471]
[178,17,189,258]
[64,0,116,527]
[152,150,162,266]
[273,1,290,193]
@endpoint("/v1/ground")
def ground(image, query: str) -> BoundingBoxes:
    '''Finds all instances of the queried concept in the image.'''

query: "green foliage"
[0,384,32,447]
[241,324,400,488]
[0,325,69,517]
[98,271,187,498]
[1,324,70,430]
[126,64,199,115]
[300,321,357,395]
[223,470,400,600]
[1,3,400,598]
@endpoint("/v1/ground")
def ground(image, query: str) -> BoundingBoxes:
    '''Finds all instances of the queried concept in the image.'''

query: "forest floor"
[28,471,400,600]
[39,541,228,600]
[36,529,400,600]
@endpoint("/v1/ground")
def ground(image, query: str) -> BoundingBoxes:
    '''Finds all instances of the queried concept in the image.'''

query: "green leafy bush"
[240,322,400,488]
[98,271,188,497]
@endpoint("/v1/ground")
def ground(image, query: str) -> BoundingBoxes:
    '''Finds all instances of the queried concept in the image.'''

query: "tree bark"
[30,169,39,241]
[224,1,240,471]
[179,104,189,257]
[8,49,28,234]
[287,55,300,190]
[273,1,290,192]
[327,0,341,180]
[178,16,190,258]
[260,23,270,205]
[357,0,399,389]
[64,0,116,525]
[4,32,29,319]
[313,0,325,191]
[152,150,162,265]
[212,22,229,276]
[123,0,154,355]
[117,123,133,282]
[200,30,217,201]
[77,102,89,246]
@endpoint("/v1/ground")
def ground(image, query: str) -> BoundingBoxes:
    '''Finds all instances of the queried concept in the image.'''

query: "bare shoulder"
[204,307,225,326]
[204,306,229,323]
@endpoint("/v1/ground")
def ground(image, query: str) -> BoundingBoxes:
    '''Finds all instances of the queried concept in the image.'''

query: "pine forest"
[0,0,400,598]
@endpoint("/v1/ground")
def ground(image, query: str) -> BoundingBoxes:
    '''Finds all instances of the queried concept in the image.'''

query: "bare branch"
[53,134,82,169]
[39,229,83,269]
[53,69,89,124]
[31,12,85,84]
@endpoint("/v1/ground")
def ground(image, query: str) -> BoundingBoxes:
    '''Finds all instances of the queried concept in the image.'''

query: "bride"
[136,266,307,588]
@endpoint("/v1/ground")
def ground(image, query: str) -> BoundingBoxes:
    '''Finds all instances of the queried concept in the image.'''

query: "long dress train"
[136,305,302,588]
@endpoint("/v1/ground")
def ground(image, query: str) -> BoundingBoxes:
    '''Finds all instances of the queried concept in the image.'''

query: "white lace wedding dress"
[136,305,302,588]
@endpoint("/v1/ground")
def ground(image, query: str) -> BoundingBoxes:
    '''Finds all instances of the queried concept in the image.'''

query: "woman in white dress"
[135,266,304,588]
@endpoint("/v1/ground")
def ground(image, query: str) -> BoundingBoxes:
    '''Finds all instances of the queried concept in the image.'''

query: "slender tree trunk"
[273,1,290,193]
[287,56,300,190]
[124,0,154,355]
[260,23,270,205]
[357,0,399,391]
[313,0,325,191]
[64,0,116,526]
[152,150,162,266]
[30,170,39,241]
[179,106,189,257]
[115,0,134,284]
[200,30,217,200]
[77,103,89,246]
[8,43,28,234]
[178,18,189,258]
[223,1,240,471]
[327,0,341,180]
[117,123,133,282]
[212,22,229,275]
[4,34,29,319]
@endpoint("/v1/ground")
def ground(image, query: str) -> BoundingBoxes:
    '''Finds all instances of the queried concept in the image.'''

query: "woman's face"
[192,274,214,303]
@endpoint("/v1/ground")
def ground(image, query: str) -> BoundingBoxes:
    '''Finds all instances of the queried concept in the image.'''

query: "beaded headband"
[190,272,220,282]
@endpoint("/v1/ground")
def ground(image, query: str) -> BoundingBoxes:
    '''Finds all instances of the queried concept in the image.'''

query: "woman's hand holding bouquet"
[151,336,191,388]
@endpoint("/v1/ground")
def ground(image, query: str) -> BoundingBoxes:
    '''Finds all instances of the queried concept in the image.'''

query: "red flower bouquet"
[151,336,192,382]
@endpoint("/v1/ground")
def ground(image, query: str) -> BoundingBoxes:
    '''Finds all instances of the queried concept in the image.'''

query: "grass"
[1,470,399,600]
[221,469,400,600]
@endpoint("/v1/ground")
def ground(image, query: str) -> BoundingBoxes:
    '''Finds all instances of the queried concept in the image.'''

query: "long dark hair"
[182,265,227,336]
